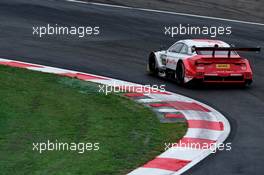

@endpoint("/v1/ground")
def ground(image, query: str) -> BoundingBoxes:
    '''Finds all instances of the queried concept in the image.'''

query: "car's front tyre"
[147,52,158,76]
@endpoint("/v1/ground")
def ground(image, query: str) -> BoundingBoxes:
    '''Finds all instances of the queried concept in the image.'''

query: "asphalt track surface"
[82,0,264,23]
[1,0,264,174]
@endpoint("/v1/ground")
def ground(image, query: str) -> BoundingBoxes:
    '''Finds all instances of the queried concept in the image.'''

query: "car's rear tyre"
[244,79,253,86]
[148,53,158,76]
[176,61,185,84]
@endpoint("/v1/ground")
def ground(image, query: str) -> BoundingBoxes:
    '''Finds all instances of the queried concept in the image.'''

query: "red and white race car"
[147,39,260,86]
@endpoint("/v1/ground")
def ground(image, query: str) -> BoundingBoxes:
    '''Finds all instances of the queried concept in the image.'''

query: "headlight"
[160,54,167,65]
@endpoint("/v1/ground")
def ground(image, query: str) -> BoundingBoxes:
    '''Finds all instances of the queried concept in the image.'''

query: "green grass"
[0,65,187,175]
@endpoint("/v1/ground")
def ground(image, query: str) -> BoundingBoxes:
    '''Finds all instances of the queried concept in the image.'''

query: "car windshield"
[197,51,237,55]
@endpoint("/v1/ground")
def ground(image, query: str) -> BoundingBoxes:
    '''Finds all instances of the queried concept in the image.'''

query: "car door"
[165,43,184,70]
[178,44,190,61]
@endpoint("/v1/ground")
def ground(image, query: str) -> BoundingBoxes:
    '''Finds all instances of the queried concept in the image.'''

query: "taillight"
[241,64,247,70]
[234,63,247,70]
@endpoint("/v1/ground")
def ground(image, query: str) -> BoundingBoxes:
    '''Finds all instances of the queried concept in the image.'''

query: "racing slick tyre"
[147,53,158,76]
[176,61,185,85]
[244,79,253,87]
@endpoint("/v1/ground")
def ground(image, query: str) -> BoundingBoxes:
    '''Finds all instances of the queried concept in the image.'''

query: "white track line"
[185,128,222,140]
[137,98,163,103]
[66,0,264,26]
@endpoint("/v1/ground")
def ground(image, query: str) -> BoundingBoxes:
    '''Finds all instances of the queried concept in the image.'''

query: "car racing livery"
[147,39,260,85]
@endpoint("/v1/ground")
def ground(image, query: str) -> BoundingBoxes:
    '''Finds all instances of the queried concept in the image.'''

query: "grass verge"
[0,65,187,175]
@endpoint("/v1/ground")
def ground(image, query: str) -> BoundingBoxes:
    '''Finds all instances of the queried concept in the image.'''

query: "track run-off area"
[0,58,230,175]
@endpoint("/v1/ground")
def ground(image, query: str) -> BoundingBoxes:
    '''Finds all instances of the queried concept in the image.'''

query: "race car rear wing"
[192,46,261,58]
